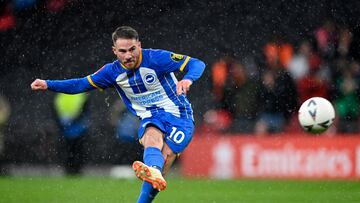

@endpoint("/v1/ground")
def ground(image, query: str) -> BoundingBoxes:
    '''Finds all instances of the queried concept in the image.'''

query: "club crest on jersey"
[170,53,184,62]
[144,73,157,85]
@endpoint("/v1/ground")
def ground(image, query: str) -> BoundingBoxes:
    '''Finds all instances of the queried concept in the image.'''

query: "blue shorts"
[138,112,194,154]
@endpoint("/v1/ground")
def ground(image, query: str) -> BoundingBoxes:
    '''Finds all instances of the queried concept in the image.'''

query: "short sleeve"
[149,49,191,74]
[88,64,114,90]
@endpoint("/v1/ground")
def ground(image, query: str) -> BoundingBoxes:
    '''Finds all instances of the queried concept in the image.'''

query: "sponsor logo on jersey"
[130,90,163,105]
[170,53,184,62]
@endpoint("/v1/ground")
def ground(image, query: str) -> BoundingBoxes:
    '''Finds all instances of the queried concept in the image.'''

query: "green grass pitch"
[0,177,359,203]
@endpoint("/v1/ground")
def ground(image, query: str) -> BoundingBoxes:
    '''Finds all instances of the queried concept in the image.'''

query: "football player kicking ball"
[31,26,205,202]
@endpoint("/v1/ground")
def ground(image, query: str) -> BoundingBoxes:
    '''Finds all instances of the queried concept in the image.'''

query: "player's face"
[113,38,141,69]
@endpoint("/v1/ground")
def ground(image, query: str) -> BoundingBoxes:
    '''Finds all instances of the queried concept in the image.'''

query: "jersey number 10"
[169,127,185,144]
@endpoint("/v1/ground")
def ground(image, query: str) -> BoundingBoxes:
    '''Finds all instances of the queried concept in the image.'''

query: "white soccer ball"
[298,97,335,134]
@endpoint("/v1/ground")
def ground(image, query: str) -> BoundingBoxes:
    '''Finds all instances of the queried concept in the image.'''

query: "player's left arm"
[177,57,205,95]
[151,50,205,95]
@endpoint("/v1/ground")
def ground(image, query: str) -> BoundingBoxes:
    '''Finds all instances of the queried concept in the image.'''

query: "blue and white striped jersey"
[87,48,205,120]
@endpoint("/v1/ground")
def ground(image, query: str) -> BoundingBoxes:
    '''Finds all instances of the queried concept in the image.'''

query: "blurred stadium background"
[0,0,360,202]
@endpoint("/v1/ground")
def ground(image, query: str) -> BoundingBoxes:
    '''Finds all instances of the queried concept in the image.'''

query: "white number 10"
[169,127,185,144]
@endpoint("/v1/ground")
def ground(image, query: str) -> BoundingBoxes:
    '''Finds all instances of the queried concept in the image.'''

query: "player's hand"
[176,79,192,96]
[31,79,48,90]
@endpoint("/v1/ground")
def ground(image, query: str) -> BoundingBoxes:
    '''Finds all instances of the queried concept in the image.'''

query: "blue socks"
[143,147,164,170]
[137,182,159,203]
[137,147,164,203]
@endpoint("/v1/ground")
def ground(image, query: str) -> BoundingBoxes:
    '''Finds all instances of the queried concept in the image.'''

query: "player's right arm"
[31,77,95,94]
[31,64,114,94]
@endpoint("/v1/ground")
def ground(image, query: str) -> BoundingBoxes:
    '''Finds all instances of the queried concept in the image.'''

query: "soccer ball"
[298,97,335,134]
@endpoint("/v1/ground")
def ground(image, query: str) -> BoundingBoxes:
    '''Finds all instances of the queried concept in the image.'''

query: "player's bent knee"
[142,127,164,148]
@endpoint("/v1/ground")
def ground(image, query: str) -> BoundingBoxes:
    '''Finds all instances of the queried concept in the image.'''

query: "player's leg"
[135,114,194,203]
[137,181,159,203]
[161,142,177,176]
[136,140,176,203]
[140,126,164,149]
[135,126,166,203]
[134,126,166,188]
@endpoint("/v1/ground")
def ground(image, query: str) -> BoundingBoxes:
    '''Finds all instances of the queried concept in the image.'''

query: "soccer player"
[31,26,205,202]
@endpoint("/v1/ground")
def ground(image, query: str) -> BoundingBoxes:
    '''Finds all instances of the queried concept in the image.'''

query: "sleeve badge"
[170,53,185,62]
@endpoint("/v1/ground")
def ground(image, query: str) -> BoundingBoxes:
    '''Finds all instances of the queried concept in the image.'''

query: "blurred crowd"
[0,0,69,32]
[204,20,360,135]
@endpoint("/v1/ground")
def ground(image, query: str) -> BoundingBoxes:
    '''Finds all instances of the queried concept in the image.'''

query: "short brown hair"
[112,26,139,44]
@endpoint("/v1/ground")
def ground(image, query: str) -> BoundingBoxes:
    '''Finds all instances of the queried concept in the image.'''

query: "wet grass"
[0,177,359,203]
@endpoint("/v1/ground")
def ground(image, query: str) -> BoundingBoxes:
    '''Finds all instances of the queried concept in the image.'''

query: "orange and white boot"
[132,161,167,191]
